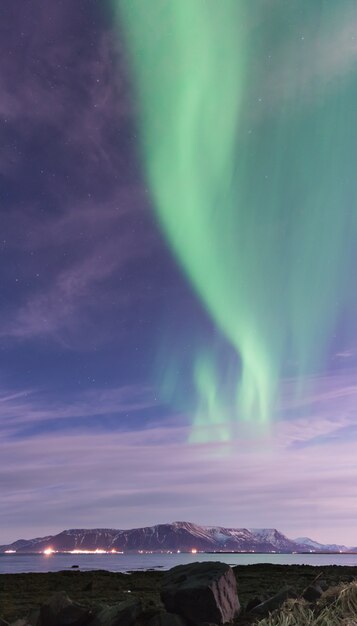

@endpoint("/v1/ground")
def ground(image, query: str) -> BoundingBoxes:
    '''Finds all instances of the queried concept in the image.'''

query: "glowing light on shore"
[191,548,197,554]
[40,547,124,555]
[4,550,16,554]
[66,548,124,554]
[69,548,106,554]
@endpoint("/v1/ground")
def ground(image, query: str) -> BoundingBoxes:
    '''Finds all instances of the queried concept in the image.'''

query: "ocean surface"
[1,552,357,574]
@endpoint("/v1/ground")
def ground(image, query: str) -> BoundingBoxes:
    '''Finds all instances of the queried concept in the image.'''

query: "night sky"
[1,0,357,545]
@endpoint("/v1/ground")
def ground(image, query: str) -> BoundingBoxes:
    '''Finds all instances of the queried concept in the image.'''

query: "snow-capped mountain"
[249,528,298,552]
[294,537,349,553]
[0,521,347,553]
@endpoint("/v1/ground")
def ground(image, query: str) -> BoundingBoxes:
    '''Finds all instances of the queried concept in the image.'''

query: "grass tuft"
[256,581,357,626]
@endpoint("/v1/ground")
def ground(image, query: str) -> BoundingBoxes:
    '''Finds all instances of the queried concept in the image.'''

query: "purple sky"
[1,0,357,546]
[2,370,357,544]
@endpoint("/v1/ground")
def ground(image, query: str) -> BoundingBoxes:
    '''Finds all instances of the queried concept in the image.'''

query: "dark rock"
[71,565,79,569]
[318,580,329,591]
[39,592,90,626]
[161,561,240,625]
[147,611,186,626]
[245,596,265,612]
[55,604,91,626]
[39,592,72,626]
[249,586,297,617]
[89,599,143,626]
[0,619,9,626]
[302,584,323,602]
[27,609,40,626]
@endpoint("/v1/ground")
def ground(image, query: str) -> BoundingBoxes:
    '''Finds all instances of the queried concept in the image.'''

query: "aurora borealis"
[1,0,357,546]
[117,0,357,439]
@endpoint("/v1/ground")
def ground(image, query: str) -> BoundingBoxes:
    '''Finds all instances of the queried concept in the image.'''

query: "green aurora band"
[115,1,357,440]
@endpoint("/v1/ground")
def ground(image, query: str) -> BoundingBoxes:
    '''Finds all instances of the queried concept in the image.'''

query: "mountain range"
[0,521,353,554]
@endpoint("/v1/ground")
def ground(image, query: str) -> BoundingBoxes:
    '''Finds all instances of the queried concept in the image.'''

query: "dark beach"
[1,564,357,624]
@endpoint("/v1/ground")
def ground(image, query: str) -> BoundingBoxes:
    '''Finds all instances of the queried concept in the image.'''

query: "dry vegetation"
[257,581,357,626]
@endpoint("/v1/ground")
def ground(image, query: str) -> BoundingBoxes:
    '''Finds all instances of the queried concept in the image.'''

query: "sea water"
[1,552,357,574]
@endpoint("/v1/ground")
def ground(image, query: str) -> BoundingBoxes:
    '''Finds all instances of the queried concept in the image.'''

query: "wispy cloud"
[0,0,157,349]
[0,194,155,347]
[0,384,159,436]
[2,421,357,545]
[0,2,131,176]
[2,370,357,545]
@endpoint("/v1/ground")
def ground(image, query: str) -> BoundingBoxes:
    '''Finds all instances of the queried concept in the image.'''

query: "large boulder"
[161,562,240,625]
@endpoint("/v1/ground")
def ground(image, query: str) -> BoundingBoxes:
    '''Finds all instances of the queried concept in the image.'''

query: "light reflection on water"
[1,552,357,574]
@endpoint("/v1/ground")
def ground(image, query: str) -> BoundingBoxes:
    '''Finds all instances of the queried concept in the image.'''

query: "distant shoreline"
[2,550,357,555]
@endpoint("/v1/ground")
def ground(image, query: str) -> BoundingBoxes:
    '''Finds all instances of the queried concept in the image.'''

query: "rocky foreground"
[1,562,357,625]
